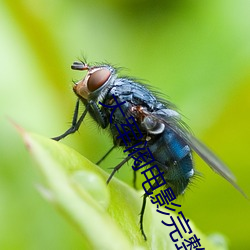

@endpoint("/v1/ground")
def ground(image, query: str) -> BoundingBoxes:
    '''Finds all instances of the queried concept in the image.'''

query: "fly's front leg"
[52,99,89,141]
[89,100,108,129]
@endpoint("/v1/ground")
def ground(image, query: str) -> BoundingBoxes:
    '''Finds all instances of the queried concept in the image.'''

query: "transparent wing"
[148,109,247,198]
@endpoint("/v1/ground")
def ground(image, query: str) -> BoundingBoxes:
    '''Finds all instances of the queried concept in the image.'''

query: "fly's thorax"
[73,64,117,102]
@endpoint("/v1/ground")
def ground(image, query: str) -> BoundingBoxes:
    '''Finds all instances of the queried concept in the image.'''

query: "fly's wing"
[179,130,248,197]
[150,109,247,198]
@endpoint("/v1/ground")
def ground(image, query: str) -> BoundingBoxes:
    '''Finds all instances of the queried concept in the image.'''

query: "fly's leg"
[89,100,107,129]
[102,151,138,188]
[52,99,89,141]
[140,193,148,240]
[140,175,165,240]
[107,155,131,184]
[133,171,137,189]
[96,145,116,165]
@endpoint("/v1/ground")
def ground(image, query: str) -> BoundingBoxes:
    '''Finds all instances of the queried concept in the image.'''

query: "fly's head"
[72,61,116,101]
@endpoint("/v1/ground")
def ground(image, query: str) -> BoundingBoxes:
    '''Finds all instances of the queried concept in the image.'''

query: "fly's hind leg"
[140,193,148,240]
[133,171,137,189]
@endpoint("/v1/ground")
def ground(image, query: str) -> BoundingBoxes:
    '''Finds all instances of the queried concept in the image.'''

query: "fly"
[52,60,246,240]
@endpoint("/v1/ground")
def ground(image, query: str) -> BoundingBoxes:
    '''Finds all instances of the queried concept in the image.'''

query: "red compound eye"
[87,68,111,92]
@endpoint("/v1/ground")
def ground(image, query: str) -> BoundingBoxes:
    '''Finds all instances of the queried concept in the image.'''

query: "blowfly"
[52,60,246,239]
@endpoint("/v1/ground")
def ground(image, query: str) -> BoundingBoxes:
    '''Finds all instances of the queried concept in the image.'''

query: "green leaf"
[19,128,227,250]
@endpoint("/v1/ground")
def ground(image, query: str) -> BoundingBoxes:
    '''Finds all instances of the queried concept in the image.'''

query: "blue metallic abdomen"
[98,77,194,196]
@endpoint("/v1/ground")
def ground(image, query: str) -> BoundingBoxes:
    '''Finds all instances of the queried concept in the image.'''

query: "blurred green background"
[1,0,250,249]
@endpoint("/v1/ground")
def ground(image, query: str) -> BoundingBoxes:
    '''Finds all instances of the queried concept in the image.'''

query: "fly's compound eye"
[87,68,111,92]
